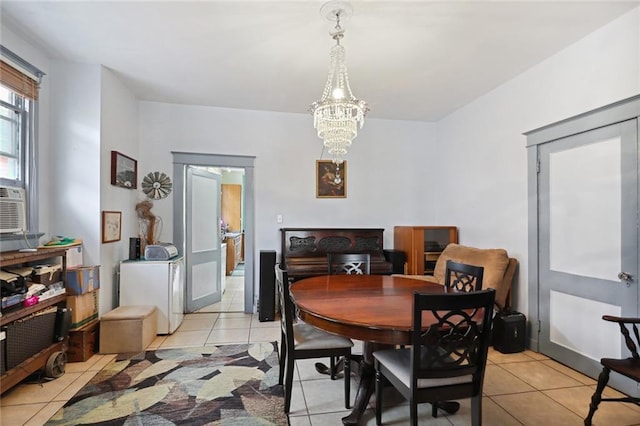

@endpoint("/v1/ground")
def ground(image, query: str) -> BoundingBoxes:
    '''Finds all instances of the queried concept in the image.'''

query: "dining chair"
[373,288,496,426]
[584,315,640,425]
[327,252,371,275]
[444,260,484,294]
[275,264,353,413]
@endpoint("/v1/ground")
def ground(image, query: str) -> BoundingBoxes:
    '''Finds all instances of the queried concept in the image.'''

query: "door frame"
[172,152,256,314]
[525,94,640,353]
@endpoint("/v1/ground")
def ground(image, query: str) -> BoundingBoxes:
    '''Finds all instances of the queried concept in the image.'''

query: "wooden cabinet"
[0,248,68,394]
[225,234,243,275]
[221,184,242,232]
[393,226,458,275]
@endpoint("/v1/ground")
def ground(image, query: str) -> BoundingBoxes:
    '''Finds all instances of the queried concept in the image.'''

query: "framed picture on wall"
[316,160,346,198]
[102,211,122,243]
[111,151,137,189]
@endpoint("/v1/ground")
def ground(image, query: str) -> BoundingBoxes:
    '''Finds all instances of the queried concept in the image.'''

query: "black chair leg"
[584,366,610,426]
[375,369,383,425]
[432,402,438,417]
[344,355,351,409]
[471,394,482,426]
[278,335,286,385]
[330,356,337,380]
[410,399,418,426]
[283,354,295,413]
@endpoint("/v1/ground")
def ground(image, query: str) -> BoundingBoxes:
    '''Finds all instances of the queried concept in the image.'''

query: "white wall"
[435,7,640,314]
[0,26,52,240]
[99,68,140,312]
[49,62,101,266]
[2,6,637,317]
[138,104,436,261]
[3,23,140,315]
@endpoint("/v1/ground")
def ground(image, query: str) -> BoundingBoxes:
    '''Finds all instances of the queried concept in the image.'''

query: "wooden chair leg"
[584,366,610,426]
[375,369,383,425]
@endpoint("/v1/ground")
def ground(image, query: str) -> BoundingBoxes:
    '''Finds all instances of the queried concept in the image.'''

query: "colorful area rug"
[45,342,287,425]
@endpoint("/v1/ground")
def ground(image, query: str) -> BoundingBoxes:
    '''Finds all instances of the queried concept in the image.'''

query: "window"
[0,85,31,187]
[0,46,44,234]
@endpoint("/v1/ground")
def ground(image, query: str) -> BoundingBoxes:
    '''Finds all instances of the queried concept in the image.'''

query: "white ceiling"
[1,1,637,121]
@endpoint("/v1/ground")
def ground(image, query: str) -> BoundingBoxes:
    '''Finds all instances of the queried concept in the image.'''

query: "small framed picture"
[316,160,347,198]
[102,211,122,243]
[111,151,137,189]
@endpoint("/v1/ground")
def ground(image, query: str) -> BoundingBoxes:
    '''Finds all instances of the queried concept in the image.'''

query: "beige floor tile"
[206,328,250,344]
[0,403,47,425]
[213,316,253,329]
[544,385,640,426]
[184,312,219,319]
[176,316,217,331]
[541,359,597,385]
[493,391,585,425]
[0,372,82,405]
[147,334,167,350]
[288,413,312,426]
[450,397,522,426]
[483,364,536,396]
[159,329,210,348]
[218,312,250,318]
[500,360,584,390]
[24,400,66,426]
[488,347,536,364]
[523,349,549,361]
[300,375,354,415]
[53,370,99,401]
[249,326,281,343]
[251,316,280,328]
[288,379,309,416]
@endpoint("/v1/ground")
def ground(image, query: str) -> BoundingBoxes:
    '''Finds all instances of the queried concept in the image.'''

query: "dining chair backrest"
[327,252,371,275]
[444,260,484,294]
[275,264,294,346]
[274,263,354,414]
[411,288,495,390]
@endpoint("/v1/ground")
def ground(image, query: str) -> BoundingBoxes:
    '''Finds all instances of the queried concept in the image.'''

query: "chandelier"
[309,1,369,165]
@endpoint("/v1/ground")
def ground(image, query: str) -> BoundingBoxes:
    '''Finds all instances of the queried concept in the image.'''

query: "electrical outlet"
[277,214,283,224]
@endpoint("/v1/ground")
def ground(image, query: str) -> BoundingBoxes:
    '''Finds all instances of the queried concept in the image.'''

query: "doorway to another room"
[172,152,255,315]
[199,262,245,313]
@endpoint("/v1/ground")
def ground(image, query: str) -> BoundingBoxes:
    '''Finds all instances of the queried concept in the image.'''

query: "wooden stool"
[99,305,157,353]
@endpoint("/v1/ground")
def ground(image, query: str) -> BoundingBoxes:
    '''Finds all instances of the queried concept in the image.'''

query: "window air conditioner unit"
[0,186,27,233]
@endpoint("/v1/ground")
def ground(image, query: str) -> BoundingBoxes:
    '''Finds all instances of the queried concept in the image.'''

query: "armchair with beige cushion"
[397,243,518,311]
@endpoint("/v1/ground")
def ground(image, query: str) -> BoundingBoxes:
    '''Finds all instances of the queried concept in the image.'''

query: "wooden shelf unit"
[393,226,458,275]
[0,248,68,394]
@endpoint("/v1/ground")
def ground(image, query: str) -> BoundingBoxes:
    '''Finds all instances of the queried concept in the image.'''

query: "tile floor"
[2,276,639,425]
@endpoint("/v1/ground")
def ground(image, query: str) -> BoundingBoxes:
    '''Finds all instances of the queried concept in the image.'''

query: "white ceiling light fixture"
[309,1,369,165]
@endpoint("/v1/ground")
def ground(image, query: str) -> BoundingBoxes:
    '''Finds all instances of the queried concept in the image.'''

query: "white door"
[185,166,222,312]
[538,119,638,394]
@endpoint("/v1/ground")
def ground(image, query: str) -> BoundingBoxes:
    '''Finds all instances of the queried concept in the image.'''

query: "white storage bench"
[99,305,157,354]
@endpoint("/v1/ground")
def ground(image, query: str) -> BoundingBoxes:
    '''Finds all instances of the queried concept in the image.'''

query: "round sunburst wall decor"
[142,171,172,200]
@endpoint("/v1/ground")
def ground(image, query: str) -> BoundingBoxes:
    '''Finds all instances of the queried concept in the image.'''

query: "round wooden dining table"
[290,274,448,425]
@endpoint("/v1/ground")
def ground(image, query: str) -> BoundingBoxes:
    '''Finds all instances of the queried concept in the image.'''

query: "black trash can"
[493,311,526,354]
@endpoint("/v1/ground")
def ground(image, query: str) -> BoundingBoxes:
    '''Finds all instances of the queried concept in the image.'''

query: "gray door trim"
[526,95,640,353]
[525,94,640,147]
[173,152,256,314]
